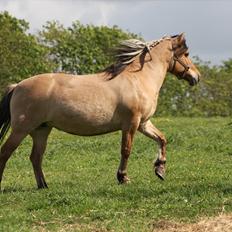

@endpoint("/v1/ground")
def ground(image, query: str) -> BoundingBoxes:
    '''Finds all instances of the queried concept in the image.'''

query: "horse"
[0,33,200,189]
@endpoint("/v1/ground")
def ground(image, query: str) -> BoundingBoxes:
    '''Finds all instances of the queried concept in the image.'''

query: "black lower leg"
[37,176,48,189]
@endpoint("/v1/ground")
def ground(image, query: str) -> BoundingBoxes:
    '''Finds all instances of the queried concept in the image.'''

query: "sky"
[0,0,231,65]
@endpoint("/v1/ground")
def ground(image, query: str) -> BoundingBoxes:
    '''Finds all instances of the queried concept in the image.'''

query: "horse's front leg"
[139,120,167,180]
[117,121,139,184]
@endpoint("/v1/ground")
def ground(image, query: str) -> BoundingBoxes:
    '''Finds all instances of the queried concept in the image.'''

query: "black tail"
[0,86,15,145]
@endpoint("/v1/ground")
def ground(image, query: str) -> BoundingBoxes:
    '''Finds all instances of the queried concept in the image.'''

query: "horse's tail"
[0,84,17,145]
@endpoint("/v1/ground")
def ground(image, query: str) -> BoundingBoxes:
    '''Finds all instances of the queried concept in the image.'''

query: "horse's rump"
[0,85,17,144]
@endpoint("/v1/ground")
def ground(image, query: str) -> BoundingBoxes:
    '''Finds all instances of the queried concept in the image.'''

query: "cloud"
[0,0,120,30]
[0,0,232,64]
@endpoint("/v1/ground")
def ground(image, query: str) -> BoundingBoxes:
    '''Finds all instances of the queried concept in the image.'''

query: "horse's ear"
[172,33,188,56]
[177,33,185,44]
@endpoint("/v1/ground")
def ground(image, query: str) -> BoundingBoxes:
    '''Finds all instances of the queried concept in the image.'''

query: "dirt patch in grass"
[152,214,232,232]
[33,214,232,232]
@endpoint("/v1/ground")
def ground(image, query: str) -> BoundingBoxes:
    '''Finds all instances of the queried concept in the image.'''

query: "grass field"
[0,117,232,231]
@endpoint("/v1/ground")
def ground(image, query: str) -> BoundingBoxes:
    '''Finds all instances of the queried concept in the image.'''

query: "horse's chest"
[140,97,158,122]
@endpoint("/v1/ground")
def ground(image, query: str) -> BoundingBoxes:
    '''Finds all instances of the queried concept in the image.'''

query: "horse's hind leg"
[0,131,27,190]
[30,126,52,189]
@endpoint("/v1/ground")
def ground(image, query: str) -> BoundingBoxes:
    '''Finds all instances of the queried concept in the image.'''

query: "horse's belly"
[46,80,123,135]
[52,120,121,136]
[49,108,122,136]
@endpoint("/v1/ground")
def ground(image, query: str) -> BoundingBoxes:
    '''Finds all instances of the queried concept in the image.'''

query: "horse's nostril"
[190,77,198,86]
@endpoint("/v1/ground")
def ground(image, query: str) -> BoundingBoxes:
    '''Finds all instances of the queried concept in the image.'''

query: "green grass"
[0,117,232,231]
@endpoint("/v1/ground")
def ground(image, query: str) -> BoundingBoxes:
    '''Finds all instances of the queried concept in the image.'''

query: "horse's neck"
[137,59,168,96]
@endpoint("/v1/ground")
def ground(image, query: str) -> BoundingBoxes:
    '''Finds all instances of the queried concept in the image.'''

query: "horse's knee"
[159,135,167,146]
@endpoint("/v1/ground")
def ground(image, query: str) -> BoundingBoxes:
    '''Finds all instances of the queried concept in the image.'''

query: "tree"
[157,58,232,117]
[0,11,54,91]
[39,21,139,74]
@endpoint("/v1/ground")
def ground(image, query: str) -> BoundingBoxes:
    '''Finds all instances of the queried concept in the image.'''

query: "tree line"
[0,11,232,117]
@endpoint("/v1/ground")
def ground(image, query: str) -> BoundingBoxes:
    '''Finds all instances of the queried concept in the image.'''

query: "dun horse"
[0,33,200,189]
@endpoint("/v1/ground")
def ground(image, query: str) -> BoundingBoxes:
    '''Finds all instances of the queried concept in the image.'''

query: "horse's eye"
[185,52,189,57]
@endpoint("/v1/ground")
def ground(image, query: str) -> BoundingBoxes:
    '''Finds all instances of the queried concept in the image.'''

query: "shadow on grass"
[0,186,40,194]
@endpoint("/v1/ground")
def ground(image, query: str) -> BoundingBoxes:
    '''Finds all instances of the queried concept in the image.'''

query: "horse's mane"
[104,38,167,79]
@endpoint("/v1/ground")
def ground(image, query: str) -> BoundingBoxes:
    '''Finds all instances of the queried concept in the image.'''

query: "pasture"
[0,117,232,231]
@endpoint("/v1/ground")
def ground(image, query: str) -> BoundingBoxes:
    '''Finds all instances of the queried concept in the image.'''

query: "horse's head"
[169,33,201,86]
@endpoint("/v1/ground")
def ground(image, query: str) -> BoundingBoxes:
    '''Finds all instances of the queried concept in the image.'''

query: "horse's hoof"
[155,168,165,180]
[155,167,165,180]
[119,176,131,184]
[37,185,48,189]
[118,179,130,184]
[117,171,130,184]
[37,180,48,189]
[154,159,166,181]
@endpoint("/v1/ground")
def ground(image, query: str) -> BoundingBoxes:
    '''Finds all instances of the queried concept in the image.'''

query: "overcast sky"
[0,0,231,65]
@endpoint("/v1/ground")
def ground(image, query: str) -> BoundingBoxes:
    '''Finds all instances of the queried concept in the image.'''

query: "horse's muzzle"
[189,76,200,86]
